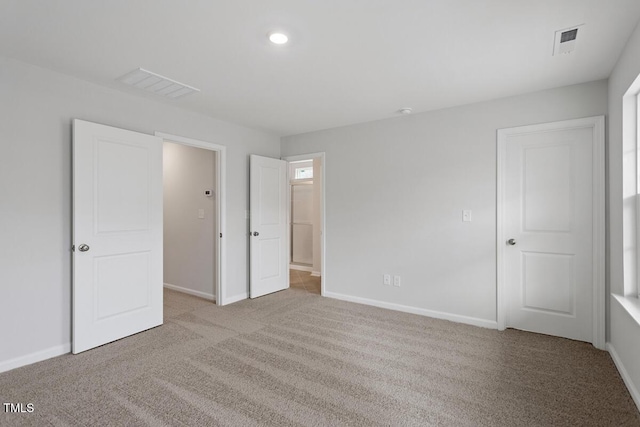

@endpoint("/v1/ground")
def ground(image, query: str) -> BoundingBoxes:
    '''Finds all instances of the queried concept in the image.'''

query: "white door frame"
[283,152,326,296]
[496,116,605,349]
[155,132,227,306]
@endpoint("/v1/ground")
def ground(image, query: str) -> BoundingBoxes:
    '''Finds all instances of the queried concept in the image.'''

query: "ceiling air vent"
[117,68,200,99]
[553,25,583,56]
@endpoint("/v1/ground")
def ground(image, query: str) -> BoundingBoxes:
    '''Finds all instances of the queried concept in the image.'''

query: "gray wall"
[0,57,279,367]
[282,80,608,324]
[608,17,640,407]
[163,142,216,299]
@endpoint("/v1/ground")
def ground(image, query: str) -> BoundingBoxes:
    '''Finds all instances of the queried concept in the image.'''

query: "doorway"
[156,132,226,306]
[162,142,216,301]
[285,153,325,296]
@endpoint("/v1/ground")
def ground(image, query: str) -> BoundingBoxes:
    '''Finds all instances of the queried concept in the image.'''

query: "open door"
[250,155,288,298]
[72,119,163,354]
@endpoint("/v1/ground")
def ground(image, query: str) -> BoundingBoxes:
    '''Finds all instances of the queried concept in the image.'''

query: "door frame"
[496,116,605,349]
[283,152,326,296]
[155,132,227,306]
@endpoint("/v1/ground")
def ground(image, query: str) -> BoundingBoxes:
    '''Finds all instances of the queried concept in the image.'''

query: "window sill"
[613,294,640,327]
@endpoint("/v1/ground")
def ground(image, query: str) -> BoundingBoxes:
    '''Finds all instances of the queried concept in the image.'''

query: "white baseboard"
[225,292,249,305]
[323,291,497,330]
[607,342,640,412]
[0,343,71,374]
[290,264,313,272]
[164,283,214,301]
[310,271,321,277]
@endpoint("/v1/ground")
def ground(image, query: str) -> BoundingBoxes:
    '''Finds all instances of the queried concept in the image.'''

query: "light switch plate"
[463,210,472,222]
[383,274,391,285]
[198,209,205,219]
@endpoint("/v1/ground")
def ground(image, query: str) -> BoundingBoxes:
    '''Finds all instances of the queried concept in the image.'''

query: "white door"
[498,116,604,344]
[73,120,163,354]
[250,155,288,298]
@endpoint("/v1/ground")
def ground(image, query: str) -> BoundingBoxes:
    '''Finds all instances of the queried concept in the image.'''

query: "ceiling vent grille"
[553,25,583,56]
[117,68,200,99]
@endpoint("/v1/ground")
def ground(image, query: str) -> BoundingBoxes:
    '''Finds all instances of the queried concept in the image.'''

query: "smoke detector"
[117,68,200,99]
[553,25,584,56]
[398,107,413,115]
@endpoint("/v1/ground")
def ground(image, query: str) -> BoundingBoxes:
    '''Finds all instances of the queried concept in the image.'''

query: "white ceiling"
[1,1,639,136]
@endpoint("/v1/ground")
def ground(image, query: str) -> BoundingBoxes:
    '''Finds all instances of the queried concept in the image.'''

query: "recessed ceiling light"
[399,107,413,115]
[269,33,289,45]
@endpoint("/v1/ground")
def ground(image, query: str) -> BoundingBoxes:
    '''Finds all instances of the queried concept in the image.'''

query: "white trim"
[592,116,606,350]
[607,342,640,412]
[496,127,507,331]
[290,264,313,272]
[0,343,70,374]
[155,132,227,306]
[283,152,326,297]
[310,271,321,277]
[496,116,606,349]
[164,283,215,301]
[324,292,497,330]
[225,292,248,304]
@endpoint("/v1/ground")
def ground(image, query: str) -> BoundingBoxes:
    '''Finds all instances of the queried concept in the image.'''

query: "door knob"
[253,231,259,237]
[507,238,516,246]
[78,244,90,252]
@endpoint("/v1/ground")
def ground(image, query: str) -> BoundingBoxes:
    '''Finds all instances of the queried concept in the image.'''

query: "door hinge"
[220,233,222,238]
[71,245,75,252]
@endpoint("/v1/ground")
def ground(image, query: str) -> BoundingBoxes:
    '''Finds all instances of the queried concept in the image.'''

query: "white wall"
[608,18,640,409]
[0,57,279,370]
[163,142,216,299]
[282,80,608,326]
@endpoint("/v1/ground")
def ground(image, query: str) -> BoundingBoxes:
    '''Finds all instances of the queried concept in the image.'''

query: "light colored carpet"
[1,287,639,426]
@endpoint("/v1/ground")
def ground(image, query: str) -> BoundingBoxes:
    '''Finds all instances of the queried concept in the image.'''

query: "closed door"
[250,155,288,298]
[73,119,163,354]
[498,116,604,344]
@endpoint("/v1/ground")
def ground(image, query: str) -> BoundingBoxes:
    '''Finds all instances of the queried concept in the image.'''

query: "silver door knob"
[252,231,259,237]
[78,244,90,252]
[507,239,516,246]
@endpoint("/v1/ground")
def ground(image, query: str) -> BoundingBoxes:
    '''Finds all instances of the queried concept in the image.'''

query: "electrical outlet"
[393,275,401,287]
[383,274,391,285]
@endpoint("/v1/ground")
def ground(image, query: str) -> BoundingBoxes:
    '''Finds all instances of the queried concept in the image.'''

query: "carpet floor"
[1,285,639,426]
